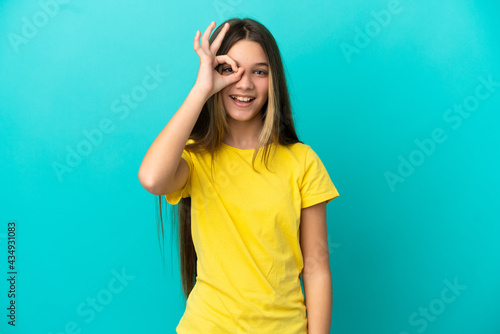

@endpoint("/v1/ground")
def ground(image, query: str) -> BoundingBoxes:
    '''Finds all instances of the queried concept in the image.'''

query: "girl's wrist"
[189,85,212,105]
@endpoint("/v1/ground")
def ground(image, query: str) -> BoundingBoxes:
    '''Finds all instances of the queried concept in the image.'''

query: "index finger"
[210,22,229,54]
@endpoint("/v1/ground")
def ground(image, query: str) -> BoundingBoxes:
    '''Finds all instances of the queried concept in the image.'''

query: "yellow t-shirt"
[165,139,340,334]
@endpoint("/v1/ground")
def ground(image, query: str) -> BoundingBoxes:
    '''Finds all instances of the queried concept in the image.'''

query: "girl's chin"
[225,110,262,122]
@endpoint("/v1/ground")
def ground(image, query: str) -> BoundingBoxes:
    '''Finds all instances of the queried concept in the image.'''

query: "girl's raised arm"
[138,21,244,195]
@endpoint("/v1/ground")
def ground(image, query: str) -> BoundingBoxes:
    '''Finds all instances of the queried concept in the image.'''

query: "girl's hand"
[193,21,244,99]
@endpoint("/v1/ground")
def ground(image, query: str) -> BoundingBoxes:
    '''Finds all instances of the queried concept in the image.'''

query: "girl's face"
[220,40,269,124]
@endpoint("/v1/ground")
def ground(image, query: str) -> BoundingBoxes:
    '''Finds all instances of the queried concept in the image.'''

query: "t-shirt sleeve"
[164,148,192,205]
[300,146,340,209]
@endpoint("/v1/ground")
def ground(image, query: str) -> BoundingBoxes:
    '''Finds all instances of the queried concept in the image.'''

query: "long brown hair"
[156,17,302,300]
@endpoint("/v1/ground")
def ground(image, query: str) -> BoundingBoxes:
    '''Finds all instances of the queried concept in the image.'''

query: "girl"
[138,17,340,334]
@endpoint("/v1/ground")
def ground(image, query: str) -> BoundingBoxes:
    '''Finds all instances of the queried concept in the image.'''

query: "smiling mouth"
[230,95,256,102]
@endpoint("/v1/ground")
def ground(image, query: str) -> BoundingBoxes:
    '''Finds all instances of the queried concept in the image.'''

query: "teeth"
[232,96,254,102]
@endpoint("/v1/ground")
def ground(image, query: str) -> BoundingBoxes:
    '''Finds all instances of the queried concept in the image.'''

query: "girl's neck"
[223,118,263,150]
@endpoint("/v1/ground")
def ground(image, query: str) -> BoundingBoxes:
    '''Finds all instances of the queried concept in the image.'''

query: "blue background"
[1,0,499,333]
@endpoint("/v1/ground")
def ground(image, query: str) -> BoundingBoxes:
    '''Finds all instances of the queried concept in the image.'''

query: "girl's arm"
[300,201,332,334]
[138,85,208,195]
[138,21,243,195]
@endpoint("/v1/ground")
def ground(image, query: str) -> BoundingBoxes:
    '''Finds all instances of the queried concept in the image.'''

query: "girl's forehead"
[227,40,268,65]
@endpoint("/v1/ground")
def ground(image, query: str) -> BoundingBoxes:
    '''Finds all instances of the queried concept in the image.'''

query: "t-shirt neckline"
[221,142,259,152]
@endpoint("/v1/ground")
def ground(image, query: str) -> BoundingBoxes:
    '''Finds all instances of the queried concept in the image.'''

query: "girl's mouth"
[230,95,255,107]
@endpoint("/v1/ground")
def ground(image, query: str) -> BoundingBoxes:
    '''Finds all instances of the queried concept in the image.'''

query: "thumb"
[226,67,245,84]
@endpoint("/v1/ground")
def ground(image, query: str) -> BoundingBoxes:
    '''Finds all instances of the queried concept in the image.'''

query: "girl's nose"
[235,68,253,89]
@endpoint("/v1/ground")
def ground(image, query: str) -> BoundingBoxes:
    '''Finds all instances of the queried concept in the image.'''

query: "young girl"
[138,17,340,334]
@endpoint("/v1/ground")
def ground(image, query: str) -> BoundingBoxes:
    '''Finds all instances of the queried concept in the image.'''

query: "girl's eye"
[222,68,267,75]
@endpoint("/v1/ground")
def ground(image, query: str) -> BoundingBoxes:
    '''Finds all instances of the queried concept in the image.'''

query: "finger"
[194,30,209,59]
[201,21,216,54]
[214,55,238,72]
[193,30,202,54]
[223,67,245,86]
[209,22,229,54]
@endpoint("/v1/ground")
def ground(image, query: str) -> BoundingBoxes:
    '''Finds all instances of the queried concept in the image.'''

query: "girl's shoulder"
[274,142,315,167]
[279,141,311,155]
[279,142,330,168]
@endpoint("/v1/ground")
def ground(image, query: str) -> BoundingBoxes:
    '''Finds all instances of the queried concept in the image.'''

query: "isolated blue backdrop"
[1,0,499,333]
